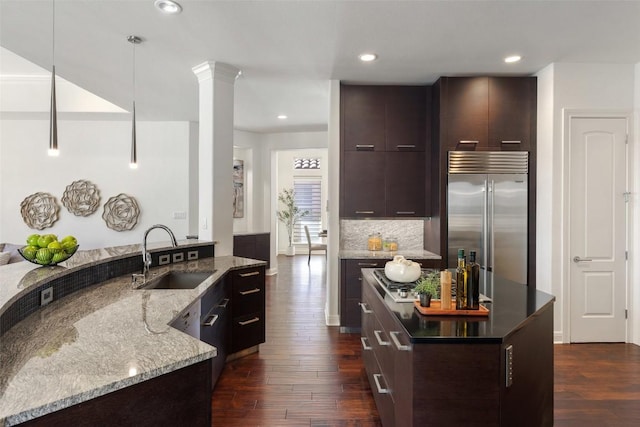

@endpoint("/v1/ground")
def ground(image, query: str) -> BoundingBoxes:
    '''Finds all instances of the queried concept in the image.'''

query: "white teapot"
[384,255,421,283]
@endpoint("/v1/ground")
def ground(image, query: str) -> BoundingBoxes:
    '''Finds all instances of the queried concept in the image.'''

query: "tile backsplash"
[340,219,424,250]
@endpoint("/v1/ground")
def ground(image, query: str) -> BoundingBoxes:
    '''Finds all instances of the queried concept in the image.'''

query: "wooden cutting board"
[413,300,489,316]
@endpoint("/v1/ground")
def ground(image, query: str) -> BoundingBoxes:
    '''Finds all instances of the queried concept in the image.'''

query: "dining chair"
[304,225,327,265]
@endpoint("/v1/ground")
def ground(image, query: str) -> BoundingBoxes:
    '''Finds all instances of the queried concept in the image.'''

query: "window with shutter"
[293,178,322,244]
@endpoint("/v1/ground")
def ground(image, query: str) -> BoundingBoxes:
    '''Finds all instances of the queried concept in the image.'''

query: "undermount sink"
[139,270,215,290]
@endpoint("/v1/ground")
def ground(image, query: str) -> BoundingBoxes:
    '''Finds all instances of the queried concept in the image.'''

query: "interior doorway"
[568,115,629,342]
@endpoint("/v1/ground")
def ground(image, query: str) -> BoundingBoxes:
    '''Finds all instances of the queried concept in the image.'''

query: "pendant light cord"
[52,0,55,67]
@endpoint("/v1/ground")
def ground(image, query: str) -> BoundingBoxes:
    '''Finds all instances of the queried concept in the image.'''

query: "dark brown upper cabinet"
[340,84,431,218]
[341,84,428,152]
[440,76,536,151]
[341,85,386,151]
[385,86,427,152]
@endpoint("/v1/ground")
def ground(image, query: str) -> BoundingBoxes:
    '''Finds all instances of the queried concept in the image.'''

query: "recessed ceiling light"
[358,53,378,62]
[277,115,288,120]
[154,0,182,14]
[504,55,522,63]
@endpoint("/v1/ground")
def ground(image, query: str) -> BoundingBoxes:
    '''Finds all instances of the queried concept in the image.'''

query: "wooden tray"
[414,300,489,316]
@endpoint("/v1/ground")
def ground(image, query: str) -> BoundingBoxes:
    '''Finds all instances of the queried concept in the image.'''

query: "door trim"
[562,110,632,343]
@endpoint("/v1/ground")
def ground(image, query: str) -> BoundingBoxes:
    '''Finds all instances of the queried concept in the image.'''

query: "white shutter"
[293,178,322,244]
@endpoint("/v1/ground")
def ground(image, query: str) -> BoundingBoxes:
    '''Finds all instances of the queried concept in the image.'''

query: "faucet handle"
[132,273,146,288]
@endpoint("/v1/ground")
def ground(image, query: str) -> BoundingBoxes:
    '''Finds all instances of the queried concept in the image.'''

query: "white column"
[325,80,341,326]
[192,61,239,256]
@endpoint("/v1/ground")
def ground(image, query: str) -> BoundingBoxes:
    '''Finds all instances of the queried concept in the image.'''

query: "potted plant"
[276,188,308,256]
[413,271,440,307]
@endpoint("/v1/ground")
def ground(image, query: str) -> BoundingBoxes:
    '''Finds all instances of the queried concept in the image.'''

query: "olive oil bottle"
[466,250,480,310]
[455,249,467,310]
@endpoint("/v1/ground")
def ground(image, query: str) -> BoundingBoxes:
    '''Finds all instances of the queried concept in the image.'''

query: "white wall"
[536,63,637,343]
[633,63,640,345]
[0,117,192,249]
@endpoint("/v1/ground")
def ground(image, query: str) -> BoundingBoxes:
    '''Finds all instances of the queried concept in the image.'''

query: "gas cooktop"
[372,269,446,303]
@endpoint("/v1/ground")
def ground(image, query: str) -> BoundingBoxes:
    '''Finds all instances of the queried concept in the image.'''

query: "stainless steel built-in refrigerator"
[447,151,528,284]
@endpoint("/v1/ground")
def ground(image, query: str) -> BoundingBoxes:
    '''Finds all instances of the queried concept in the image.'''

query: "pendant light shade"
[128,35,142,169]
[49,65,59,156]
[48,0,59,157]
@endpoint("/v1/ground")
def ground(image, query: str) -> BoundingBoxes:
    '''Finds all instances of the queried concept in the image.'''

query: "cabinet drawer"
[363,346,395,427]
[231,311,265,353]
[232,268,265,317]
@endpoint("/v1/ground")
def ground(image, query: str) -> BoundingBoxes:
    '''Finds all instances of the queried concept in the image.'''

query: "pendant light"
[127,35,142,169]
[48,0,58,156]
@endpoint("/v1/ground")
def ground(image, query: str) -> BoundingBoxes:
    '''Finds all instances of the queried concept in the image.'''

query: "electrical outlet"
[40,286,54,306]
[172,252,184,263]
[173,211,187,220]
[159,254,171,265]
[187,250,199,260]
[505,344,514,387]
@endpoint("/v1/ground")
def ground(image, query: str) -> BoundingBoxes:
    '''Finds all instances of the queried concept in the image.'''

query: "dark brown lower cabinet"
[233,233,270,269]
[230,265,266,353]
[20,360,212,427]
[361,273,553,426]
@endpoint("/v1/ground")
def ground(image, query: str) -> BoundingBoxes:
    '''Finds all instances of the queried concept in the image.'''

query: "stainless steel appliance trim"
[448,151,529,174]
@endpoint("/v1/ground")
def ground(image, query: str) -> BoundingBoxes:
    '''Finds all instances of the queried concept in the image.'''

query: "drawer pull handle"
[239,288,261,295]
[374,330,390,346]
[238,317,260,326]
[357,263,378,267]
[390,331,411,351]
[361,337,373,351]
[396,144,416,149]
[355,144,375,150]
[202,314,219,327]
[239,271,260,278]
[459,140,479,144]
[355,211,374,215]
[373,374,390,394]
[359,302,373,314]
[181,312,190,320]
[501,140,522,144]
[217,298,230,308]
[396,211,415,215]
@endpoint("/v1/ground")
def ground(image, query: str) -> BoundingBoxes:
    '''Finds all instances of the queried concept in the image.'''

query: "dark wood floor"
[212,255,640,426]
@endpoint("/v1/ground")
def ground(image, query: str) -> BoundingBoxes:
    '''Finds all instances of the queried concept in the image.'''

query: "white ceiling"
[1,0,639,133]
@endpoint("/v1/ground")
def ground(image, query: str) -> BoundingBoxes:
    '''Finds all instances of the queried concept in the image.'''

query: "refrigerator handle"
[483,178,488,270]
[487,179,495,272]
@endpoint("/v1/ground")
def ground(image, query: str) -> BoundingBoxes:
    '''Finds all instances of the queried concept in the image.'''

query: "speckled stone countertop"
[338,249,441,260]
[0,248,264,426]
[0,240,213,317]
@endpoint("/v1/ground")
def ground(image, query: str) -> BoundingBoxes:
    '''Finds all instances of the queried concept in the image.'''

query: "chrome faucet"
[141,224,178,277]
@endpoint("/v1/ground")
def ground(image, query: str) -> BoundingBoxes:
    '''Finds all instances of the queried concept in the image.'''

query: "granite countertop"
[0,253,264,426]
[363,268,555,344]
[339,249,441,260]
[0,240,213,317]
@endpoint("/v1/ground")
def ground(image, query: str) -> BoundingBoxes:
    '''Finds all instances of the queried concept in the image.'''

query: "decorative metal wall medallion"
[61,179,101,216]
[20,192,60,230]
[102,193,140,231]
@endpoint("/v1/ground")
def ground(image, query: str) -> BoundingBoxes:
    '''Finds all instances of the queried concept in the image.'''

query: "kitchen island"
[0,242,265,426]
[361,268,555,427]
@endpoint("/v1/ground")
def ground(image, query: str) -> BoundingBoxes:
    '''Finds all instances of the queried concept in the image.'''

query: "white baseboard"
[266,267,277,276]
[324,310,340,326]
[554,331,565,344]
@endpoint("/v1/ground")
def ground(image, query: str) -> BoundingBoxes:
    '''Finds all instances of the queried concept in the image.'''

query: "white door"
[569,117,628,342]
